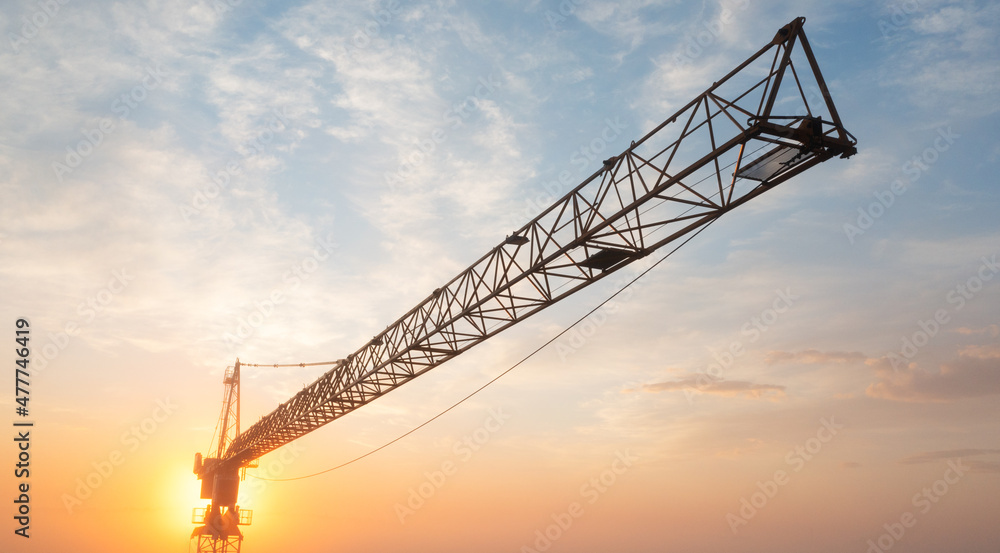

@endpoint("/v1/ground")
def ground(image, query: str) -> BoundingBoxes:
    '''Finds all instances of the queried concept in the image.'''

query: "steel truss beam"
[221,17,855,468]
[192,535,241,553]
[217,362,240,458]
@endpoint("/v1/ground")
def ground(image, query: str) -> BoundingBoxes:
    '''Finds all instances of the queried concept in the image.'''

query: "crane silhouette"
[190,17,857,551]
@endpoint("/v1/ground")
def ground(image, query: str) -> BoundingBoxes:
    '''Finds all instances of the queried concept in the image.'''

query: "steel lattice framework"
[206,18,855,475]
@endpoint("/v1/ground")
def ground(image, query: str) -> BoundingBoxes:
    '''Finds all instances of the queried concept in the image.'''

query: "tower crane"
[191,17,857,551]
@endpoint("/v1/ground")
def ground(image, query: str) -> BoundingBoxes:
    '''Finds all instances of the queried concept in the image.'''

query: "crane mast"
[192,17,856,551]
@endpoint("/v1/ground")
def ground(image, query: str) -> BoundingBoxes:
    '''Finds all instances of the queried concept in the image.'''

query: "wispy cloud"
[272,1,540,307]
[0,1,351,369]
[899,448,1000,465]
[898,448,1000,474]
[766,349,869,365]
[866,350,1000,402]
[639,376,786,400]
[879,2,1000,117]
[955,324,1000,337]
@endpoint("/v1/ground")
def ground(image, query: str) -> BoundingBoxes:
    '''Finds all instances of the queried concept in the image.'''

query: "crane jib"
[199,17,856,483]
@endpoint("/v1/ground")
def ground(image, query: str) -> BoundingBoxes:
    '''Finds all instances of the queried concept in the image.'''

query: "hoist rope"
[248,215,721,482]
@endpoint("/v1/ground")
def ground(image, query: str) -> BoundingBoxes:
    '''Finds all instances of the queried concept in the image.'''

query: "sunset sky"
[2,1,999,552]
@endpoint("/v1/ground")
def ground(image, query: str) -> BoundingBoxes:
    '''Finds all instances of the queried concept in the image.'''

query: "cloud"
[965,460,1000,474]
[899,448,1000,465]
[866,350,1000,402]
[879,2,1000,117]
[958,343,1000,360]
[272,1,540,308]
[955,324,1000,337]
[899,449,1000,474]
[574,0,675,52]
[0,0,353,369]
[639,376,785,400]
[765,349,868,365]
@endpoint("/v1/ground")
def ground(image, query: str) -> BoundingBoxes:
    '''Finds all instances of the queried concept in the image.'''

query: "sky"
[1,0,998,552]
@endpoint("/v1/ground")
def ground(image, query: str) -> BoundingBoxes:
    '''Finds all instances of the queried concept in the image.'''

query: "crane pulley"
[191,17,856,552]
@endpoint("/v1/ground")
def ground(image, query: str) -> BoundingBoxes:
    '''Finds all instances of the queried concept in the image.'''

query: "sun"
[159,461,207,539]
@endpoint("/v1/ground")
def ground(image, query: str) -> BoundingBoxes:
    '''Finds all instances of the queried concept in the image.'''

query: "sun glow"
[160,462,207,539]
